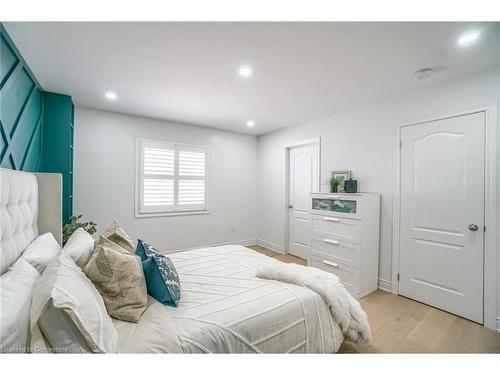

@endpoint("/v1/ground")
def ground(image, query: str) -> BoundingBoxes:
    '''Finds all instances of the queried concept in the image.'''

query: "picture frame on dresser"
[308,192,380,299]
[331,170,352,193]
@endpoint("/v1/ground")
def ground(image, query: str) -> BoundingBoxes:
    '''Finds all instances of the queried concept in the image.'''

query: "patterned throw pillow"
[83,236,148,322]
[136,240,181,307]
[102,221,135,254]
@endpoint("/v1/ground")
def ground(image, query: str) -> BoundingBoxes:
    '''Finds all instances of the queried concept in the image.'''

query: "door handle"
[288,204,293,209]
[468,224,479,232]
[323,260,339,268]
[324,217,339,222]
[323,238,339,245]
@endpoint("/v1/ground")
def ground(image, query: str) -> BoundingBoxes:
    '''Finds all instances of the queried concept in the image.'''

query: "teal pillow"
[136,240,181,307]
[136,239,149,261]
[141,258,172,304]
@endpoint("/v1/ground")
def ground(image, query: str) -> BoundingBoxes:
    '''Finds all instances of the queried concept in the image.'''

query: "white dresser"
[308,192,380,299]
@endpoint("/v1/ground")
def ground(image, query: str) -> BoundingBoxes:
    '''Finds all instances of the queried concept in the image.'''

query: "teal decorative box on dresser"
[42,92,74,224]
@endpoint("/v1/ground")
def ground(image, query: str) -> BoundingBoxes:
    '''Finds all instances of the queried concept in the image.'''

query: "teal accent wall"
[1,24,75,224]
[42,92,74,223]
[0,24,43,172]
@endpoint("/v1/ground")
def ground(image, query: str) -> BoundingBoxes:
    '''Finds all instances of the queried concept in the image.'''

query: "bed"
[114,245,344,353]
[0,167,365,353]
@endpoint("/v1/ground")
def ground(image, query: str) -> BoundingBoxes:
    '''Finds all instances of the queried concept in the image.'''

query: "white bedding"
[257,262,372,345]
[113,245,343,353]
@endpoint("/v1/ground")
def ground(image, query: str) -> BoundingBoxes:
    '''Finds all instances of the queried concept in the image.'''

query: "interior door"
[288,143,319,259]
[399,112,485,323]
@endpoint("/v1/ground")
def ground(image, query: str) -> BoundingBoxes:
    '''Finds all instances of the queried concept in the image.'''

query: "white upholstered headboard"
[0,168,62,275]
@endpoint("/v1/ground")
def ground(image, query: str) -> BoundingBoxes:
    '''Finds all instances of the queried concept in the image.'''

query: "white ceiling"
[5,22,500,135]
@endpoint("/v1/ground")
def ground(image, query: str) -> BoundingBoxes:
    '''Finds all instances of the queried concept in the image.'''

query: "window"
[136,138,208,216]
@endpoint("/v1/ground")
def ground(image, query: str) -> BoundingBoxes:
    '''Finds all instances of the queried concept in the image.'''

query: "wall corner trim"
[256,239,285,254]
[378,278,392,293]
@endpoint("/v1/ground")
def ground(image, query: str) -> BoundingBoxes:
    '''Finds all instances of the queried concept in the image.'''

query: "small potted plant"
[328,177,340,193]
[63,214,97,244]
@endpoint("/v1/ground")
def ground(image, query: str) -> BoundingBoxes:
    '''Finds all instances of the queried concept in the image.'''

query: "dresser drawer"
[310,236,360,267]
[311,196,362,219]
[308,257,360,298]
[311,215,361,243]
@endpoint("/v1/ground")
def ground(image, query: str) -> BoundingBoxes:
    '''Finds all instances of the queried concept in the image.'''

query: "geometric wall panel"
[1,23,74,225]
[1,24,43,172]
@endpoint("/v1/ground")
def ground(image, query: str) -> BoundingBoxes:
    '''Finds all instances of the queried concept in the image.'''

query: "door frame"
[391,102,498,330]
[284,137,321,255]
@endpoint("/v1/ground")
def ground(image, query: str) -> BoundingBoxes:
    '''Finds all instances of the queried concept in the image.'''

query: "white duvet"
[256,263,372,345]
[113,245,353,353]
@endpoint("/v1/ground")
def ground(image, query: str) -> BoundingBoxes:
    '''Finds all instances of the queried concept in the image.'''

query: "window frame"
[135,137,209,218]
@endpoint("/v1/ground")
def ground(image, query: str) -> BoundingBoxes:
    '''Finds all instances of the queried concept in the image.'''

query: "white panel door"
[288,143,318,259]
[399,112,485,323]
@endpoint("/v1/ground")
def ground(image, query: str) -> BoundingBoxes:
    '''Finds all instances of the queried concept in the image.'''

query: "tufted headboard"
[0,167,62,275]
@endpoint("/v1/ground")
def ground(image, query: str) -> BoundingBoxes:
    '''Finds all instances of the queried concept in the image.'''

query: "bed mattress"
[113,245,344,353]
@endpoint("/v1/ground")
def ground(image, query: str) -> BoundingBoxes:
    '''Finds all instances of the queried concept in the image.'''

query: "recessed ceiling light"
[457,31,480,47]
[105,91,117,101]
[238,65,253,78]
[246,120,255,128]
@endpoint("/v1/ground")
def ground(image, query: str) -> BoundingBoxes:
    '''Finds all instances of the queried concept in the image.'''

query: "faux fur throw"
[256,263,372,345]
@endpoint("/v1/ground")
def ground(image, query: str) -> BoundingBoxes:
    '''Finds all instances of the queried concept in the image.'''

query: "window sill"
[135,210,210,218]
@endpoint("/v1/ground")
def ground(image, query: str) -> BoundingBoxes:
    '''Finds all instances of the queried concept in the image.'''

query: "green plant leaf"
[62,214,98,244]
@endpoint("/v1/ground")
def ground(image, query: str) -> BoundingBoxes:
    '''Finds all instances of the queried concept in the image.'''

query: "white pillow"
[21,233,61,274]
[63,228,95,267]
[0,258,40,353]
[30,254,118,353]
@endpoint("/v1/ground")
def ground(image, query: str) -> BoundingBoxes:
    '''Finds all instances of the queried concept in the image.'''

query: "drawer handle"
[323,260,339,268]
[323,217,340,222]
[323,238,339,245]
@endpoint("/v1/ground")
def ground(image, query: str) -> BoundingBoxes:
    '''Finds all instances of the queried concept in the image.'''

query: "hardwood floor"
[247,245,500,353]
[247,245,307,265]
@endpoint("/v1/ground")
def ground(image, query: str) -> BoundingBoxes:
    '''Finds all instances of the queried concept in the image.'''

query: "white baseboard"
[217,238,258,247]
[255,239,285,254]
[378,278,392,293]
[496,317,500,333]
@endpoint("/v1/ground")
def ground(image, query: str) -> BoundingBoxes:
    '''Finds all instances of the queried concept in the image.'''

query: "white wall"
[74,69,500,328]
[257,69,500,304]
[74,107,258,252]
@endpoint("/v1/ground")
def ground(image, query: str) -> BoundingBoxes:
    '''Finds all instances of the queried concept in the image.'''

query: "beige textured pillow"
[102,221,135,253]
[83,237,147,323]
[96,235,134,256]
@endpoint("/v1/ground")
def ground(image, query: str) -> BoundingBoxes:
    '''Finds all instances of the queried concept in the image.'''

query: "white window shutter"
[143,147,175,176]
[138,139,208,215]
[178,180,205,206]
[143,179,174,206]
[178,148,207,209]
[178,150,205,177]
[142,146,175,209]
